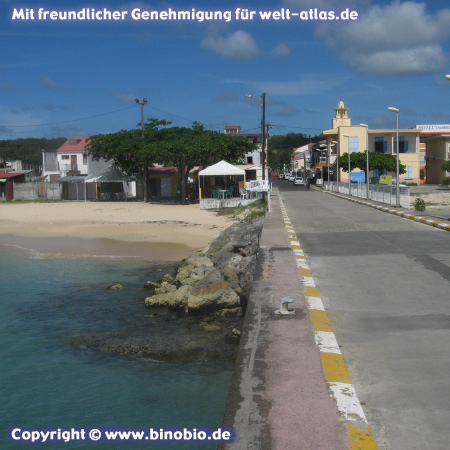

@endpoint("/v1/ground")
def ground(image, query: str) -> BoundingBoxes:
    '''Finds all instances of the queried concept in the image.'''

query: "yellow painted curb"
[310,309,334,333]
[279,196,378,449]
[321,352,352,384]
[347,424,378,450]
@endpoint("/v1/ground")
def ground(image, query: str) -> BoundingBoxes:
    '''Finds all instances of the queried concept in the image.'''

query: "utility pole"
[245,92,267,202]
[135,98,148,202]
[261,93,266,202]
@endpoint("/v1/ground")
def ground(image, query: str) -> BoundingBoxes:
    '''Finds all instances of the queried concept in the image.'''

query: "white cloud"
[0,106,49,137]
[270,43,291,57]
[316,1,450,76]
[212,92,241,103]
[225,76,337,96]
[277,105,300,117]
[110,92,138,104]
[202,30,261,60]
[0,81,19,91]
[43,76,67,91]
[253,78,333,95]
[201,29,291,60]
[350,45,446,76]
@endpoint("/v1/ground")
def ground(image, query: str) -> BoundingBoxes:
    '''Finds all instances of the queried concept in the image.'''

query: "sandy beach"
[0,201,235,260]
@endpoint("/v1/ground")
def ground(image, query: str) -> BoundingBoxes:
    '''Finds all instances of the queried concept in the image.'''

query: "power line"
[270,124,324,132]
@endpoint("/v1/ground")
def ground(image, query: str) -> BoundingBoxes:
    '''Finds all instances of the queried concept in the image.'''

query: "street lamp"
[445,75,450,80]
[245,93,266,201]
[388,107,400,207]
[360,124,370,200]
[343,134,351,195]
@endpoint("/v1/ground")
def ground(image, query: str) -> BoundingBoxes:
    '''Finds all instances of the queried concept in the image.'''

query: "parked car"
[279,173,285,179]
[288,173,295,181]
[293,176,304,186]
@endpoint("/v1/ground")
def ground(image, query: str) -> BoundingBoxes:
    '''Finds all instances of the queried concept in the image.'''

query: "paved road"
[275,179,450,450]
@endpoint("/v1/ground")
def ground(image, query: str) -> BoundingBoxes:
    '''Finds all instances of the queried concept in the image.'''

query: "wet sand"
[0,202,234,260]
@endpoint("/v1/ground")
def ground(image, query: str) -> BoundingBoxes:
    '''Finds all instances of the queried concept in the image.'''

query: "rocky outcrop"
[106,284,124,290]
[71,314,244,365]
[144,216,264,316]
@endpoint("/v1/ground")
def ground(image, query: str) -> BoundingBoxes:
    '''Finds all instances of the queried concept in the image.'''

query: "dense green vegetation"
[268,133,320,172]
[0,137,66,163]
[338,151,406,174]
[88,119,255,203]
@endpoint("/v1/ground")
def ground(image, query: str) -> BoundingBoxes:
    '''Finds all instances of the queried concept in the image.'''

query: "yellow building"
[321,100,371,183]
[415,125,450,184]
[367,129,421,184]
[321,100,421,184]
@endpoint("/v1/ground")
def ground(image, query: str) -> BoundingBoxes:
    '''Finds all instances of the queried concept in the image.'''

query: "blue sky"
[2,0,450,139]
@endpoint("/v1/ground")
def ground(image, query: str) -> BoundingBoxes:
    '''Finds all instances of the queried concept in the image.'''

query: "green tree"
[88,119,254,204]
[441,160,450,171]
[156,123,253,203]
[268,133,320,172]
[87,118,170,202]
[338,151,405,175]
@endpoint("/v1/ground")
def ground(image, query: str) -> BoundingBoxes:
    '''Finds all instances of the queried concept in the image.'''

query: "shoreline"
[0,202,235,260]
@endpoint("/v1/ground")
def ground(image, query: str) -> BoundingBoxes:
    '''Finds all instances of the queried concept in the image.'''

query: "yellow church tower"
[332,100,351,129]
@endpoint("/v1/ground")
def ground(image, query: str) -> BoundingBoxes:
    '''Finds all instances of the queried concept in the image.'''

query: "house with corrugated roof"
[0,171,28,201]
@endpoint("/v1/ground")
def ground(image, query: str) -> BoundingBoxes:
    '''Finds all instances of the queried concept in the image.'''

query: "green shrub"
[441,176,450,186]
[406,182,418,186]
[414,198,426,212]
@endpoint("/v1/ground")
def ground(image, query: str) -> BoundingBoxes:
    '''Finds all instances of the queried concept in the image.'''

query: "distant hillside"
[0,137,67,164]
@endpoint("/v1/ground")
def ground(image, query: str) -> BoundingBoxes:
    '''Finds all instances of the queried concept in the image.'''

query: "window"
[349,136,359,153]
[61,155,69,160]
[246,156,253,164]
[83,153,88,165]
[375,137,387,153]
[394,136,408,153]
[399,137,408,153]
[405,165,413,178]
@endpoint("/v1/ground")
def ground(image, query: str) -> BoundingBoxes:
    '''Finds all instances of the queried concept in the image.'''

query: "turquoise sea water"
[0,246,232,449]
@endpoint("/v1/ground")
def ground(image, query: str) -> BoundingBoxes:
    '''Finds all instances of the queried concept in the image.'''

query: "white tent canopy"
[198,160,245,177]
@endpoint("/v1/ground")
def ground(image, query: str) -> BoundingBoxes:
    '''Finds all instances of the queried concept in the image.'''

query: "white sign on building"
[415,124,450,133]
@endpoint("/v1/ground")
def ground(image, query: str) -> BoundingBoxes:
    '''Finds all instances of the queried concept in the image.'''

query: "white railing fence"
[323,181,410,209]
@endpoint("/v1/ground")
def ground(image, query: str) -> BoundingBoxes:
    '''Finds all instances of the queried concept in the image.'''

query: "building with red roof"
[56,137,90,177]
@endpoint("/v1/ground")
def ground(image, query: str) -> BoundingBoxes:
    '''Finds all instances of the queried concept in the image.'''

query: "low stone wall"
[13,182,61,201]
[200,198,257,210]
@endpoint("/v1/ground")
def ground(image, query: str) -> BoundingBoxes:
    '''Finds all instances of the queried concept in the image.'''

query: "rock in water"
[106,284,124,290]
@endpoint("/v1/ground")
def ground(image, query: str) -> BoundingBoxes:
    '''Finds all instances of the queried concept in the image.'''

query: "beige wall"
[423,137,450,184]
[368,131,421,184]
[337,125,368,182]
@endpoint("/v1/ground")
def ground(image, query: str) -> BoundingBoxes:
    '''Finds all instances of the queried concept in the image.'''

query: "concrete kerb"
[220,189,378,449]
[316,188,450,232]
[278,195,378,450]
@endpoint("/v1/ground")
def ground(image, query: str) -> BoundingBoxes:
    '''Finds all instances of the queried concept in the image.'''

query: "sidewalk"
[317,187,450,232]
[220,189,376,450]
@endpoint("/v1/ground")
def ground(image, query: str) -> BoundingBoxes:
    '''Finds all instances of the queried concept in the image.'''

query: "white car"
[293,176,304,186]
[288,173,295,181]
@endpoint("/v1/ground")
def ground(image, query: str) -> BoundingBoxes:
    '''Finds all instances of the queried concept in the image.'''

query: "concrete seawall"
[219,189,376,450]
